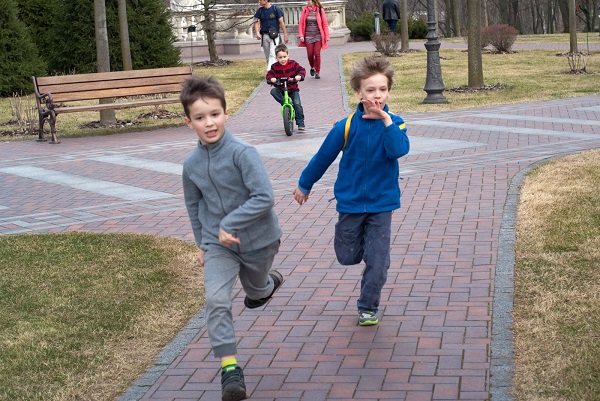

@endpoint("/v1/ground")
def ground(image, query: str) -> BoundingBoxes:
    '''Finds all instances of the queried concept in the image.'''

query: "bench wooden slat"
[36,75,189,97]
[54,97,181,113]
[48,83,186,103]
[35,66,192,85]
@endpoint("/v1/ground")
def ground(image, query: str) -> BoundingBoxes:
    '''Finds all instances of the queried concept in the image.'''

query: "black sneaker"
[244,270,284,309]
[315,73,321,79]
[310,68,315,76]
[221,366,247,401]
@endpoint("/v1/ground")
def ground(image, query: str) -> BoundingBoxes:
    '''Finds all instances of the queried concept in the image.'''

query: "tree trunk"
[531,0,539,33]
[592,0,598,35]
[203,0,219,62]
[511,0,522,31]
[400,0,409,51]
[118,0,132,71]
[451,0,461,36]
[569,0,578,53]
[499,0,509,24]
[467,0,483,88]
[482,0,489,27]
[94,0,116,125]
[558,0,570,32]
[548,0,556,33]
[442,0,453,37]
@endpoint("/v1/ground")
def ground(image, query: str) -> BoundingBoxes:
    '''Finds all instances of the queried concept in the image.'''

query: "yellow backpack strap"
[342,112,354,151]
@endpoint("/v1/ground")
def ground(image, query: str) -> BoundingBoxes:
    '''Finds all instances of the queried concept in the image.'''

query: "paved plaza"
[1,41,599,401]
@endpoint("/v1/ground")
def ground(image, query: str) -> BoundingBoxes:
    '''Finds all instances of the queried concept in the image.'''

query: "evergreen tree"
[39,0,179,74]
[45,1,101,74]
[0,0,46,96]
[117,0,181,70]
[16,0,58,65]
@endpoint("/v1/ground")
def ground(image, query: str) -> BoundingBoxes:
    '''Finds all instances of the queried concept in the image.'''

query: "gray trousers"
[203,240,280,357]
[261,34,278,71]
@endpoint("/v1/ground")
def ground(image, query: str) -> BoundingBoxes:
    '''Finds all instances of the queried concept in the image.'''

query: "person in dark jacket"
[180,75,284,401]
[254,0,289,71]
[266,44,307,130]
[382,0,401,33]
[293,56,410,327]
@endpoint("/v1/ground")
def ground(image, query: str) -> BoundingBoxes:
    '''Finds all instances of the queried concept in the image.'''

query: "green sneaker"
[358,310,379,326]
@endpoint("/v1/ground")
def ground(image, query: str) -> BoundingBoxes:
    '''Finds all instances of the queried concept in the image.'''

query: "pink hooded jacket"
[298,6,330,49]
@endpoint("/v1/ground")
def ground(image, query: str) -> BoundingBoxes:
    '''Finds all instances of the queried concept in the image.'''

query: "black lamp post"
[422,0,447,104]
[187,25,196,66]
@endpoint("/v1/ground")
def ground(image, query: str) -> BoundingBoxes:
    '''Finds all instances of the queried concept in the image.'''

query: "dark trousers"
[334,211,392,313]
[270,87,305,127]
[385,19,398,33]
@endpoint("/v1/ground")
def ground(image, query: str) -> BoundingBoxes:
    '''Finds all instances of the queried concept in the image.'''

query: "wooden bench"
[32,65,193,144]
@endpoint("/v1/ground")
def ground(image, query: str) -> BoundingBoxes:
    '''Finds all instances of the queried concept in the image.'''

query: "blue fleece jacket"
[182,130,282,253]
[297,103,410,213]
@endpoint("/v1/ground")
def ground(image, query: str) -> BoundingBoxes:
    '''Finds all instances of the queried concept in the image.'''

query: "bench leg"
[48,111,60,144]
[36,113,47,142]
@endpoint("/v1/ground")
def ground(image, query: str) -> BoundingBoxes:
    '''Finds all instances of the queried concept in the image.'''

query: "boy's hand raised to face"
[361,98,392,126]
[219,227,241,247]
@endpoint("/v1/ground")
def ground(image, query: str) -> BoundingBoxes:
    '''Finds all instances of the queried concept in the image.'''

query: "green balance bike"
[272,76,297,136]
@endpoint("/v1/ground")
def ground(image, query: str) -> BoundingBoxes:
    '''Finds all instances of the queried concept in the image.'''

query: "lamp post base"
[422,0,447,104]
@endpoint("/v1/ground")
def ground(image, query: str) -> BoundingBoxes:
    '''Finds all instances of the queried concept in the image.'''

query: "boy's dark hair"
[274,44,288,56]
[179,75,227,117]
[349,56,394,93]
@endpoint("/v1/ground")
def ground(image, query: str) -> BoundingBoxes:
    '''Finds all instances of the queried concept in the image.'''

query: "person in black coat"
[382,0,401,34]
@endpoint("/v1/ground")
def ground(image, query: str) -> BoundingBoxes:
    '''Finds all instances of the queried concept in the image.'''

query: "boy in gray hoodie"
[180,75,283,401]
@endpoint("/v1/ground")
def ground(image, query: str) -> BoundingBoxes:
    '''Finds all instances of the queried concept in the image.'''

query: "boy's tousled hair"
[179,75,227,117]
[274,43,288,56]
[349,56,394,93]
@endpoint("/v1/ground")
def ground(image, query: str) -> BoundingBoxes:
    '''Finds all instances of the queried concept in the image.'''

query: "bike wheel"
[283,106,294,136]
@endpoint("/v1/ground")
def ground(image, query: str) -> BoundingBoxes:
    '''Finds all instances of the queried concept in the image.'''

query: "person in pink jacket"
[298,0,329,79]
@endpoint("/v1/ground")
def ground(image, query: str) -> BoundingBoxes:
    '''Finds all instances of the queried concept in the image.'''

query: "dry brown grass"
[513,149,600,401]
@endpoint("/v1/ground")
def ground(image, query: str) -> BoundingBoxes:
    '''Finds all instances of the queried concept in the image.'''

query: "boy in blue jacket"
[293,56,410,326]
[181,75,283,401]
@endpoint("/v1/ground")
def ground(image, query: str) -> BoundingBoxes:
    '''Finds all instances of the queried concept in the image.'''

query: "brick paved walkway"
[1,41,599,401]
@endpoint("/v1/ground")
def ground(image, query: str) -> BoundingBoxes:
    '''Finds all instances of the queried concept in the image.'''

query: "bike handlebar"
[268,76,299,87]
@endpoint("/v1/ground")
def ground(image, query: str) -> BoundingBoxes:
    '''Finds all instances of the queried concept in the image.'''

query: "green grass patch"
[0,232,203,401]
[343,49,600,113]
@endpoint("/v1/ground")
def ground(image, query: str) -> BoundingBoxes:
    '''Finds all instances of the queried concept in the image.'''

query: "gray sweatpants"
[203,240,280,357]
[261,34,278,71]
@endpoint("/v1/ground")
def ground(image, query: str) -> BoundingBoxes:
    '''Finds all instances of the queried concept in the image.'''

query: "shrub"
[480,29,491,49]
[8,93,38,135]
[389,18,428,39]
[348,13,428,42]
[408,18,428,39]
[347,11,375,41]
[482,24,519,53]
[372,33,401,56]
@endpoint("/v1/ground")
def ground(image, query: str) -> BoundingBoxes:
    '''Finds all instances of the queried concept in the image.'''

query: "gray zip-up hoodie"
[182,129,282,254]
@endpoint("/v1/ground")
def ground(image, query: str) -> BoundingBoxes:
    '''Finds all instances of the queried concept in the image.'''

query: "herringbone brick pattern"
[1,41,599,401]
